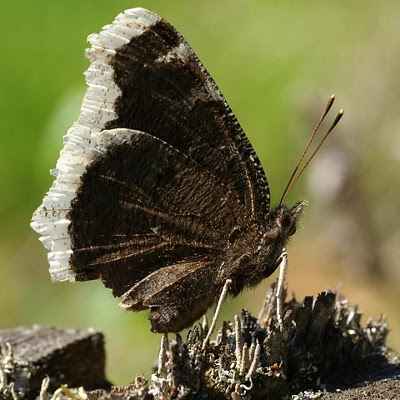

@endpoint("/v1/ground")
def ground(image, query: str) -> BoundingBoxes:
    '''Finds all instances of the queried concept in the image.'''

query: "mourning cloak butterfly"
[31,8,342,333]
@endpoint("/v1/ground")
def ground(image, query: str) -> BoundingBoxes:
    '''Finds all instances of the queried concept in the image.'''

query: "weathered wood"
[0,326,108,399]
[86,377,400,400]
[84,283,399,399]
[0,283,398,399]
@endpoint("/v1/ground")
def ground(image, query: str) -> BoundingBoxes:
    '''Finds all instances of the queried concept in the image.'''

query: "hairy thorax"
[223,202,304,296]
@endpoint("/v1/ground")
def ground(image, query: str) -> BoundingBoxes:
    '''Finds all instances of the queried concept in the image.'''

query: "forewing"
[101,8,270,224]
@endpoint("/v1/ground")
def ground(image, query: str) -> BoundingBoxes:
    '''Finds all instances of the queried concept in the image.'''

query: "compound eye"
[281,213,294,234]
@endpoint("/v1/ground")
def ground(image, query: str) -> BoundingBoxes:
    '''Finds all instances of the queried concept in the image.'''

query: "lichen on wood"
[0,282,398,400]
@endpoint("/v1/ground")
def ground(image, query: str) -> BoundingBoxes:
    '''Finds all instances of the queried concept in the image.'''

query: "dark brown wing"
[68,129,250,296]
[120,259,220,332]
[31,9,269,331]
[104,9,270,226]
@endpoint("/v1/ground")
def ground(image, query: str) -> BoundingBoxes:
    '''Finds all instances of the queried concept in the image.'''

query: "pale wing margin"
[31,9,163,282]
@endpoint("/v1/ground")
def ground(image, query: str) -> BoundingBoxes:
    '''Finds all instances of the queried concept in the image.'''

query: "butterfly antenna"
[279,95,342,207]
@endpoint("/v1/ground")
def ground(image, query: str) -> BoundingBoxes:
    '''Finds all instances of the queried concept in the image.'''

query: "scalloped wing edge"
[30,8,161,282]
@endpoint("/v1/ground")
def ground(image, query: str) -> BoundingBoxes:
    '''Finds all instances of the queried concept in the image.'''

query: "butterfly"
[31,8,342,333]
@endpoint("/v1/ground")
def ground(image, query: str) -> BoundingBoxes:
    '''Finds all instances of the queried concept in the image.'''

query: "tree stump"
[0,326,108,399]
[0,283,398,399]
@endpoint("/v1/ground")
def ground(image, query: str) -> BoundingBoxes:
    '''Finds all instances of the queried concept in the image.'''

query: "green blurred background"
[1,0,399,385]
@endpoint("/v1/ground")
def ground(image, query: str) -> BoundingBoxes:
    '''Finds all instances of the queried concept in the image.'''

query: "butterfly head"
[259,200,306,270]
[273,200,306,238]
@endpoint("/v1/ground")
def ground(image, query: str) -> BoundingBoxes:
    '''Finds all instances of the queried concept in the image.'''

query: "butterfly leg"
[202,279,232,350]
[276,249,288,326]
